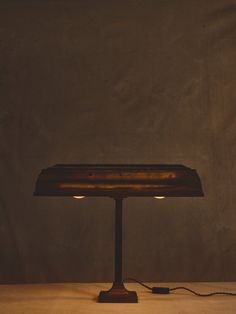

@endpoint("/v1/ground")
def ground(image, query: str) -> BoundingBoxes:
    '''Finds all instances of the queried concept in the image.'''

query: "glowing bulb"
[154,196,165,199]
[73,196,85,199]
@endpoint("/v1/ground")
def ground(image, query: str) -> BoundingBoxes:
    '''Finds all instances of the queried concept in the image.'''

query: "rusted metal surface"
[34,164,204,197]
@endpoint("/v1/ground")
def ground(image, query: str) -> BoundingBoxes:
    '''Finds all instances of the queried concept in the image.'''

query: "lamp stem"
[114,197,123,285]
[97,197,138,302]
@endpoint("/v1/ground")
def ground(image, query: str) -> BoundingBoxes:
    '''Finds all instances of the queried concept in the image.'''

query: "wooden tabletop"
[0,282,236,314]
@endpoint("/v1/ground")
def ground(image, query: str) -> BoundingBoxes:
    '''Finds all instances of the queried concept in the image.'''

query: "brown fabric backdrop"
[0,0,236,283]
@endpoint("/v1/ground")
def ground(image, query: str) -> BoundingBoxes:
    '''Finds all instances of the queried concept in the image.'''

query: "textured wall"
[0,0,236,283]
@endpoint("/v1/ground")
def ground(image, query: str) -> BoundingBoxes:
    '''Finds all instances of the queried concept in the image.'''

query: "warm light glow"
[154,196,165,199]
[73,196,85,199]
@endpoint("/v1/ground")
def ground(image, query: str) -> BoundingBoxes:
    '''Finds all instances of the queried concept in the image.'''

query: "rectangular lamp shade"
[34,164,204,197]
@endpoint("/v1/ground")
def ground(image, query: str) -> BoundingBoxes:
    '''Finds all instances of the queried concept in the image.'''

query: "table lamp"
[34,164,204,303]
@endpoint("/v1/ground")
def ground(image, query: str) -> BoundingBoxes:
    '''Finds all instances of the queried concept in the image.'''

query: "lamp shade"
[34,164,203,197]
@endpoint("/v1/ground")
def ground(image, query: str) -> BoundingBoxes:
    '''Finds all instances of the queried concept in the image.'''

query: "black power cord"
[124,278,236,296]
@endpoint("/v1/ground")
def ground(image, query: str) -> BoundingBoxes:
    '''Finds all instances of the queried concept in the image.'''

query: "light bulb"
[73,196,85,199]
[154,196,165,199]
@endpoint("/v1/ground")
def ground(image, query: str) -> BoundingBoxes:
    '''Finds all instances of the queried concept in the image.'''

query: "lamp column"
[114,197,123,286]
[97,197,138,302]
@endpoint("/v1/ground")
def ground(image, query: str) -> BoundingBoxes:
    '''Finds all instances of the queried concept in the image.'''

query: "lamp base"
[97,283,138,303]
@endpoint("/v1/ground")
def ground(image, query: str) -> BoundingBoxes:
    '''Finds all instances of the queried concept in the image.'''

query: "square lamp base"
[98,287,138,303]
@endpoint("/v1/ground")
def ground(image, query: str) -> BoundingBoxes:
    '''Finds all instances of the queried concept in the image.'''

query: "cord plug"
[152,287,170,294]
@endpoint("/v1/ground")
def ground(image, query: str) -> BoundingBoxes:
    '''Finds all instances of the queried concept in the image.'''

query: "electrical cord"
[124,278,236,296]
[124,277,152,291]
[169,286,236,296]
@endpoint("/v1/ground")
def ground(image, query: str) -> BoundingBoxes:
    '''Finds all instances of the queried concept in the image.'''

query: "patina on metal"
[34,164,203,197]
